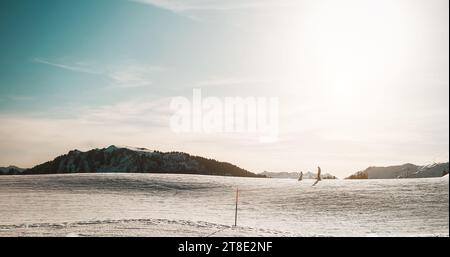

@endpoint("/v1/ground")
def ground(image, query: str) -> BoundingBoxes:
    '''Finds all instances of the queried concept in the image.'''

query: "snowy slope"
[0,173,447,236]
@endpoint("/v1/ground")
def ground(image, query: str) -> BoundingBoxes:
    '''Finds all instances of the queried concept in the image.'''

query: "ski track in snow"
[0,173,448,237]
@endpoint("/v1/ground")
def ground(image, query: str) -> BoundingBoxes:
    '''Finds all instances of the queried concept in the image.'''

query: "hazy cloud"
[196,77,266,87]
[33,57,164,88]
[32,58,101,75]
[131,0,298,13]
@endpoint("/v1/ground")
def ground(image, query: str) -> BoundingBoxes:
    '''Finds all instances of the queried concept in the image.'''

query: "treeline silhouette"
[345,170,368,179]
[20,146,265,178]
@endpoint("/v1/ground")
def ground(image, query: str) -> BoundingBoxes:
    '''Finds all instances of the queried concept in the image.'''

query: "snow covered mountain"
[413,163,450,178]
[260,171,337,179]
[346,162,449,179]
[6,145,264,177]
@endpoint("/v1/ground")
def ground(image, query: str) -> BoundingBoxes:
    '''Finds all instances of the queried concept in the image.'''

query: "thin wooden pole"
[234,188,239,227]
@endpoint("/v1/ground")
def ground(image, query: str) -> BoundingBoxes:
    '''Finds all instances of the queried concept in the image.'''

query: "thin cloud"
[109,70,152,88]
[197,77,266,87]
[107,65,165,88]
[79,98,173,126]
[33,57,164,88]
[131,0,298,13]
[32,58,101,75]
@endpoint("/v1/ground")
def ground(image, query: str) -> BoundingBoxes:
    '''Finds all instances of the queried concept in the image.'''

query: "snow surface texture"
[260,171,337,179]
[0,174,448,237]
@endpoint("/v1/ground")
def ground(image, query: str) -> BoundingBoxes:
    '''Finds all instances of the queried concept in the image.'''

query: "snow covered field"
[0,173,448,237]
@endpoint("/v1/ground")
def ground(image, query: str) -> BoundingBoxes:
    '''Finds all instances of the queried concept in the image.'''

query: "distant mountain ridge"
[346,162,449,179]
[1,145,264,178]
[0,166,25,175]
[260,171,337,179]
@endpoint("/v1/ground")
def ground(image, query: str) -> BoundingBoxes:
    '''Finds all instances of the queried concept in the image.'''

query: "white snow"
[108,145,155,153]
[261,171,337,179]
[0,173,448,237]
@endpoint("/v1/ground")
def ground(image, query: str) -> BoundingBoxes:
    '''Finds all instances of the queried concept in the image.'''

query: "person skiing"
[298,171,303,181]
[312,166,321,186]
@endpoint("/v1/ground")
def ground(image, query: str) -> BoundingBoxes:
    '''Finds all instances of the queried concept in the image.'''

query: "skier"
[298,171,303,181]
[312,166,321,186]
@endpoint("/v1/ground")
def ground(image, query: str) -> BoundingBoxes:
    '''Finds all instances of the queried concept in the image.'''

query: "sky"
[0,0,448,177]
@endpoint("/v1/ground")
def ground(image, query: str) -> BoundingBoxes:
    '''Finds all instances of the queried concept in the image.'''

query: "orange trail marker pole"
[234,188,239,227]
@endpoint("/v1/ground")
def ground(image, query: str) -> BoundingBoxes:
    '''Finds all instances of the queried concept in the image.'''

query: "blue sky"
[0,0,449,176]
[0,0,233,111]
